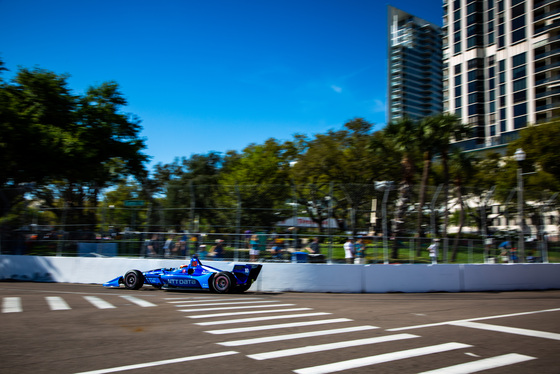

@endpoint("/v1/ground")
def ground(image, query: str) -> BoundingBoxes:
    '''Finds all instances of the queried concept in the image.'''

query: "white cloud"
[330,85,342,93]
[371,99,385,113]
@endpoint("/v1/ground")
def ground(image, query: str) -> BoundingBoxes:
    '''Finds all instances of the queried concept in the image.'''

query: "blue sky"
[0,0,442,167]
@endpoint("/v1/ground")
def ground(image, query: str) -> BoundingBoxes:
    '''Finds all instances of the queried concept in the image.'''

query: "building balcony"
[534,0,558,10]
[534,46,560,61]
[534,7,560,23]
[536,87,560,99]
[535,60,560,73]
[534,20,560,36]
[535,76,560,87]
[536,100,560,112]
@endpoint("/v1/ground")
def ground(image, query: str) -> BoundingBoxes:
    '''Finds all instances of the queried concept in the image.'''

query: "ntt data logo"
[168,279,198,286]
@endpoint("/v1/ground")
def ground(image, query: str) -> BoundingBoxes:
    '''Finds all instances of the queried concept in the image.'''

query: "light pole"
[513,148,526,263]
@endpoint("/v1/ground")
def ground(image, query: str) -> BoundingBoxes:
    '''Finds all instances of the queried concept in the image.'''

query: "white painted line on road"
[293,342,472,374]
[195,312,331,326]
[217,325,380,347]
[164,296,223,300]
[178,303,296,313]
[206,318,353,335]
[167,297,262,304]
[74,351,239,374]
[417,353,536,373]
[188,307,313,319]
[120,295,157,307]
[248,333,419,361]
[2,297,22,313]
[46,296,71,310]
[450,321,560,341]
[83,296,116,309]
[174,300,278,307]
[387,307,560,332]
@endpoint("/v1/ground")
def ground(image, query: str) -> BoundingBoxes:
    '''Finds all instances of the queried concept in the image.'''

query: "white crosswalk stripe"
[2,297,22,313]
[168,297,262,304]
[83,296,116,309]
[120,295,157,307]
[174,300,279,308]
[46,296,71,310]
[205,318,353,335]
[187,307,313,319]
[177,303,296,313]
[293,342,473,374]
[247,334,419,361]
[418,353,537,374]
[217,325,380,347]
[194,312,330,326]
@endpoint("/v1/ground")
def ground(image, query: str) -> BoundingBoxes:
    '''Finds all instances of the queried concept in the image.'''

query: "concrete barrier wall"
[1,255,559,293]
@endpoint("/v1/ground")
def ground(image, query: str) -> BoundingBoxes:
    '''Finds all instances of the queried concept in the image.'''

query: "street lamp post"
[514,148,526,263]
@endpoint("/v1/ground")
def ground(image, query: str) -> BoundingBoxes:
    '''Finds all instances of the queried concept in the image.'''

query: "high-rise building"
[387,6,443,123]
[442,0,560,150]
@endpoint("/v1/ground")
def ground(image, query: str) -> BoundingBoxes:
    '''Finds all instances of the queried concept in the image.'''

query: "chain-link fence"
[1,183,559,263]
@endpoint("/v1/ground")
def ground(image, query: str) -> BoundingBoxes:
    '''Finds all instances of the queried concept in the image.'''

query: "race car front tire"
[123,270,144,290]
[211,272,235,293]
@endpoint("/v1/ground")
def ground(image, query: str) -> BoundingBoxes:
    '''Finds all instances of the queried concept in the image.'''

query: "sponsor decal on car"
[168,278,199,286]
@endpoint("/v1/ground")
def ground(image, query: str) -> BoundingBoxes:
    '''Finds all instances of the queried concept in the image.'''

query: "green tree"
[0,64,148,230]
[449,150,478,261]
[383,118,419,258]
[154,152,223,231]
[217,138,294,230]
[291,118,384,234]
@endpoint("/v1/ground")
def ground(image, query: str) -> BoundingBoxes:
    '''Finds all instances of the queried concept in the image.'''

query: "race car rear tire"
[211,272,234,294]
[123,270,144,290]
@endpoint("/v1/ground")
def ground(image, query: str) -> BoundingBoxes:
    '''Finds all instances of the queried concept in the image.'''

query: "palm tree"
[425,114,471,251]
[415,116,443,247]
[383,118,419,259]
[449,149,478,262]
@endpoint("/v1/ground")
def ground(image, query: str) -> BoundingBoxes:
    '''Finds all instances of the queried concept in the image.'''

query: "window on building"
[512,27,526,44]
[512,52,526,67]
[512,3,525,18]
[513,78,526,91]
[513,90,526,103]
[512,65,526,80]
[455,63,462,74]
[454,42,462,54]
[514,103,527,117]
[514,115,527,129]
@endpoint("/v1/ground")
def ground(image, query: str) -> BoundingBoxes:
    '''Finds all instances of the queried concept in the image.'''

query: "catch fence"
[1,183,558,263]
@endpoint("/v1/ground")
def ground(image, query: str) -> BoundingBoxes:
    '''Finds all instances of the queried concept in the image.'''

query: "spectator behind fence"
[212,239,225,260]
[344,238,354,264]
[354,238,364,258]
[249,235,259,262]
[428,239,439,264]
[306,237,321,254]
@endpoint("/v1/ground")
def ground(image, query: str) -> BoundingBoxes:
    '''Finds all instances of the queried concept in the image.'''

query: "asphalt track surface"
[1,282,559,374]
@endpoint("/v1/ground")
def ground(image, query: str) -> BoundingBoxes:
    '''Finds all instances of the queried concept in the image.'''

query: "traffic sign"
[124,200,145,207]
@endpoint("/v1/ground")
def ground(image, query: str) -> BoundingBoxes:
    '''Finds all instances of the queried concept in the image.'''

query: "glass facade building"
[442,0,560,150]
[388,6,444,122]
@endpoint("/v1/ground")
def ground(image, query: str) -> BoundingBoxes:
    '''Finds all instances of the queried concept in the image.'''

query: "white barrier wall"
[1,255,559,293]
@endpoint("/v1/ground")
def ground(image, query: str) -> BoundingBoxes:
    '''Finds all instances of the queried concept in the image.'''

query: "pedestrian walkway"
[1,295,157,313]
[167,295,547,373]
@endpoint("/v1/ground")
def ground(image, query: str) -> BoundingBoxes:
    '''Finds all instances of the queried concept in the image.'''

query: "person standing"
[428,239,439,264]
[212,239,225,260]
[306,237,321,254]
[343,238,354,264]
[249,234,260,262]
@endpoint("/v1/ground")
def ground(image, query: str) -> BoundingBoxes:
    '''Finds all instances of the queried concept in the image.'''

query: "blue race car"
[103,257,262,293]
